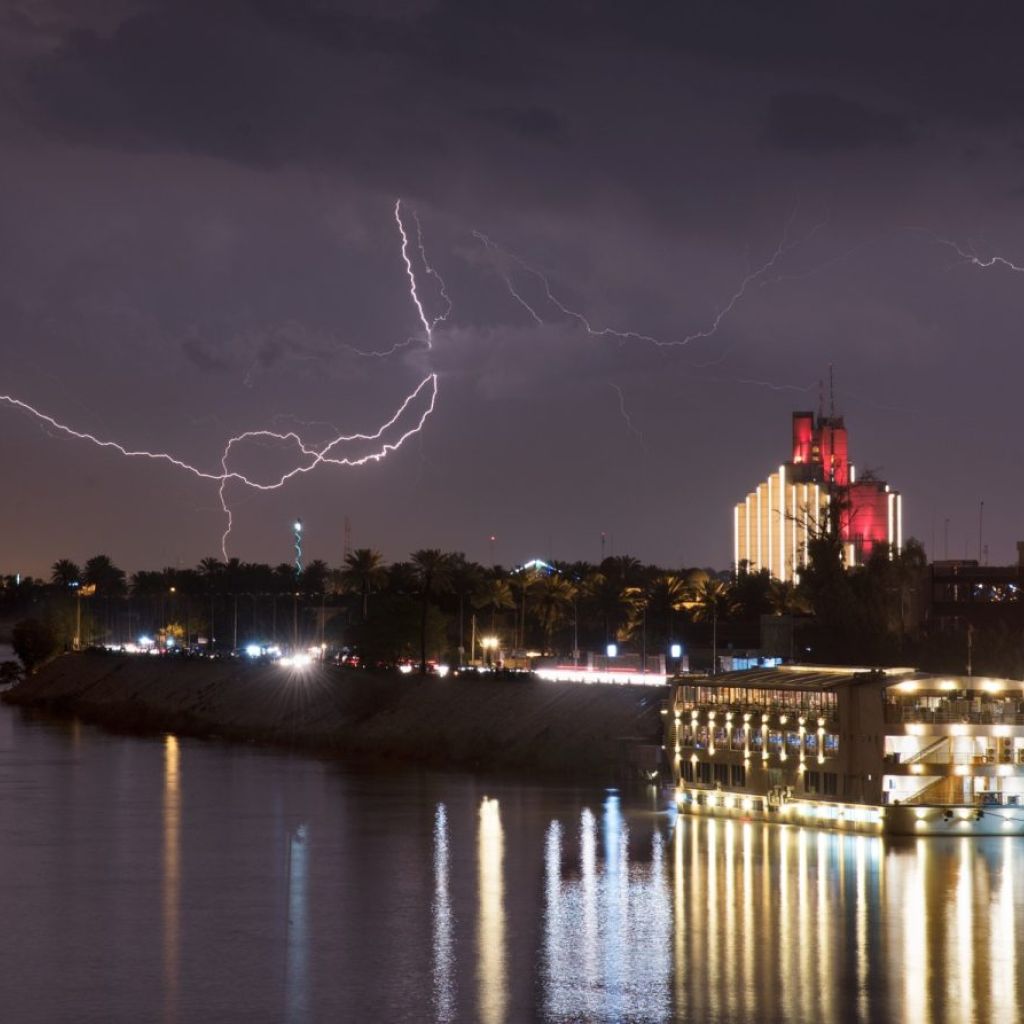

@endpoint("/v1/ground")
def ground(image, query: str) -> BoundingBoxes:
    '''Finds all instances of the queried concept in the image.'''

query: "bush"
[12,618,59,674]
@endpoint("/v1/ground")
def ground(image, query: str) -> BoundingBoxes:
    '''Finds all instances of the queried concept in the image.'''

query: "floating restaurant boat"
[667,665,1024,835]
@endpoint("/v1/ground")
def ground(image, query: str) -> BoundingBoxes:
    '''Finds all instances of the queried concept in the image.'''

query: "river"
[0,700,1021,1024]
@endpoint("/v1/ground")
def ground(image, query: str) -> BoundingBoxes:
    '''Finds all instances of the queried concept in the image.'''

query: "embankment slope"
[4,655,667,778]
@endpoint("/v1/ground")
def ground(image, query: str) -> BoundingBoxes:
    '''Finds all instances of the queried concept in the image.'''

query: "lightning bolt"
[395,198,435,347]
[929,235,1024,273]
[413,209,453,329]
[608,383,642,440]
[3,199,444,557]
[474,218,821,348]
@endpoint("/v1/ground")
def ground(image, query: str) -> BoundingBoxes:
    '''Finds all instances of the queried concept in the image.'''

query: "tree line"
[6,534,1017,679]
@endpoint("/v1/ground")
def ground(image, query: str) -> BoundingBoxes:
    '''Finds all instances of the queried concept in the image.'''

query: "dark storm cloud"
[8,0,1024,574]
[473,106,567,145]
[764,93,913,152]
[181,336,231,372]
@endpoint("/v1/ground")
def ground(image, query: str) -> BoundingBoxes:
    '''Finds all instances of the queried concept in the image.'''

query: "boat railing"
[884,705,1024,726]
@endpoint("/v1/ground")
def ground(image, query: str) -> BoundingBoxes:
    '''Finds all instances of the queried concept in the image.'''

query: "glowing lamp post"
[481,635,499,667]
[292,519,303,650]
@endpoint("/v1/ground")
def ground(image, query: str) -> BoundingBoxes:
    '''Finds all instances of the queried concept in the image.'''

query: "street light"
[481,635,499,667]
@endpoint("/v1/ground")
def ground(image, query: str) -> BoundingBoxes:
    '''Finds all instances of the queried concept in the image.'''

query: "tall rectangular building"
[734,411,902,581]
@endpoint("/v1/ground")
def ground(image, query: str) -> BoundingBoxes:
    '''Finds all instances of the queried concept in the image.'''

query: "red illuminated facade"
[735,410,902,579]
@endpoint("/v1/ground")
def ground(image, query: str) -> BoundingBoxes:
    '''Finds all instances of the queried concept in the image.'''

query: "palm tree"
[686,576,735,675]
[534,573,576,652]
[410,549,453,674]
[473,576,515,634]
[768,579,809,616]
[448,554,485,665]
[513,566,543,649]
[83,554,127,644]
[646,573,689,649]
[50,559,81,590]
[83,554,126,597]
[339,548,388,622]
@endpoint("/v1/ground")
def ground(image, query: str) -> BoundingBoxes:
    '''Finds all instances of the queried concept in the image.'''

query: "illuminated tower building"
[734,410,902,581]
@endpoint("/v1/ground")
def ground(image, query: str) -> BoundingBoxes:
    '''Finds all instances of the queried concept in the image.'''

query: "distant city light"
[246,644,261,658]
[670,643,682,659]
[536,666,666,686]
[606,643,618,658]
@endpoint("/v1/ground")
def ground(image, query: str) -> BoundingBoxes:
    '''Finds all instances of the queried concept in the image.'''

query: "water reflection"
[162,735,180,1024]
[433,803,455,1022]
[478,797,506,1024]
[543,794,671,1023]
[7,702,1024,1024]
[285,823,309,1023]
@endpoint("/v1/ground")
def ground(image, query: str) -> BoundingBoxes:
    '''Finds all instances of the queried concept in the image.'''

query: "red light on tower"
[792,412,813,464]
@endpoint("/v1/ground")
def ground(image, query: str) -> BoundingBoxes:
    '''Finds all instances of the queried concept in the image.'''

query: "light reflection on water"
[432,803,455,1022]
[2,707,1024,1024]
[162,735,179,1024]
[542,794,671,1023]
[477,796,507,1024]
[285,823,309,1024]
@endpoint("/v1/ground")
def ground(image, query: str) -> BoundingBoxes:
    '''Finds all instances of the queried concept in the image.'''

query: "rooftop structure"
[734,408,902,581]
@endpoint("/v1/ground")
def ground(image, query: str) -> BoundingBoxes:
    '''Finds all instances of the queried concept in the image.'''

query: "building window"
[805,733,818,755]
[698,762,713,784]
[823,772,838,796]
[730,764,747,787]
[714,727,729,748]
[695,726,709,750]
[681,761,694,783]
[785,732,802,754]
[805,771,820,794]
[750,730,764,751]
[681,725,694,748]
[713,764,729,785]
[731,728,746,751]
[825,734,840,756]
[768,731,783,752]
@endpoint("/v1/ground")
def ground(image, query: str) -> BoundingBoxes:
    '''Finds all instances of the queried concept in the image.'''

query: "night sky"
[3,2,1024,576]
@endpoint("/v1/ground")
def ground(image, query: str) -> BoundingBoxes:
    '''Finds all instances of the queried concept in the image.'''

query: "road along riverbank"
[4,654,667,779]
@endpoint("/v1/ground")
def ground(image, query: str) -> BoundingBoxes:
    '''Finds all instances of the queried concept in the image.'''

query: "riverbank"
[3,654,667,779]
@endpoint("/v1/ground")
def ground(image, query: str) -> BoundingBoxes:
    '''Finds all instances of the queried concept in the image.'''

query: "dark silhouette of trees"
[12,618,58,673]
[339,548,387,622]
[410,550,453,674]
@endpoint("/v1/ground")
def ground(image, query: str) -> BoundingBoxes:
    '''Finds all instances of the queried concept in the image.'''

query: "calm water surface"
[0,701,1022,1024]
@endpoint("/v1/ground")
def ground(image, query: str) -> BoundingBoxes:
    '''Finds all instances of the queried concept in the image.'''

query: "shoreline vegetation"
[3,654,667,779]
